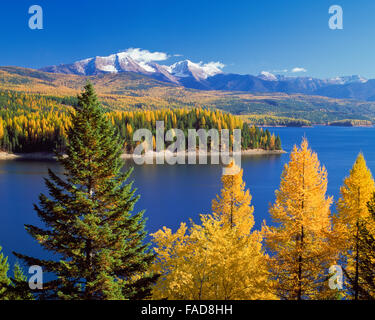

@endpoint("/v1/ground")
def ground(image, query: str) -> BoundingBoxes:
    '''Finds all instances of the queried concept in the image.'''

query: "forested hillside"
[1,66,375,125]
[241,114,311,127]
[0,90,281,153]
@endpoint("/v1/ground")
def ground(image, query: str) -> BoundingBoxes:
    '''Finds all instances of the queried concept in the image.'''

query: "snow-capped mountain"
[40,49,375,101]
[256,72,368,85]
[41,53,154,75]
[41,52,223,82]
[40,51,226,90]
[257,71,278,81]
[168,60,223,80]
[328,75,368,85]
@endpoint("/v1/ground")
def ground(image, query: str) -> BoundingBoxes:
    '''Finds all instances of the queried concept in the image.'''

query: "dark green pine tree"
[0,246,10,299]
[275,136,282,150]
[345,193,375,300]
[0,246,33,300]
[14,82,158,300]
[6,262,35,300]
[353,221,375,300]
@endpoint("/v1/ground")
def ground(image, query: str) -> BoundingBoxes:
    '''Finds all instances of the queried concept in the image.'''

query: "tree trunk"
[354,187,361,300]
[230,175,234,228]
[297,158,305,300]
[355,220,359,300]
[297,225,304,300]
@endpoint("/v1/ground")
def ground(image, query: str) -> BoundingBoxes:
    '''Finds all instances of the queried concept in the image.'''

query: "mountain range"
[40,50,375,101]
[3,64,375,124]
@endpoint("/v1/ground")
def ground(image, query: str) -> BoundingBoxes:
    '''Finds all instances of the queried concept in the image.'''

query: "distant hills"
[39,50,375,102]
[2,65,375,125]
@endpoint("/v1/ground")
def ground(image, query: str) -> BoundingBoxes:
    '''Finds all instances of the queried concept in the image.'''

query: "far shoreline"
[0,149,286,161]
[257,124,374,128]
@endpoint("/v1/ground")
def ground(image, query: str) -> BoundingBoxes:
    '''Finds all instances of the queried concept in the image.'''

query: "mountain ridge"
[39,50,375,101]
[2,65,375,125]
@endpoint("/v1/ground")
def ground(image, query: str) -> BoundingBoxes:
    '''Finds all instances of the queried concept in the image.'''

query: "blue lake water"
[1,126,375,266]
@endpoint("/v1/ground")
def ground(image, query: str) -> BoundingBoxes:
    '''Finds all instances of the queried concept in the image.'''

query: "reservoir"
[1,126,375,266]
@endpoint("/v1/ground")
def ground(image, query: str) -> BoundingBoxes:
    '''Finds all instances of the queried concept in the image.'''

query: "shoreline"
[0,149,286,161]
[258,123,374,128]
[256,125,311,128]
[121,149,286,159]
[0,152,59,160]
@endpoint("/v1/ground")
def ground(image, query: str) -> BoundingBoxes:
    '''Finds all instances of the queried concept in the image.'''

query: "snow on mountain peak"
[201,61,225,77]
[116,48,170,73]
[328,75,368,84]
[40,48,226,81]
[169,59,224,79]
[258,71,278,81]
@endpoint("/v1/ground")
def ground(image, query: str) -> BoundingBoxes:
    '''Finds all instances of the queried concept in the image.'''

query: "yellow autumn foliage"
[151,168,276,300]
[334,153,375,299]
[265,138,336,300]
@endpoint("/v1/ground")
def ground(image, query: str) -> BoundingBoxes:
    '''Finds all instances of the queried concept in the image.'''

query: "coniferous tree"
[152,164,275,300]
[334,153,375,300]
[352,209,375,299]
[5,262,34,300]
[0,88,281,154]
[0,246,10,299]
[275,136,282,150]
[211,163,254,236]
[350,193,375,300]
[14,82,158,300]
[265,139,336,300]
[0,247,32,300]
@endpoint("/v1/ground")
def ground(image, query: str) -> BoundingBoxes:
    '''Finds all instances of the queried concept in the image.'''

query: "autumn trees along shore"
[1,83,375,300]
[151,165,275,300]
[0,90,281,154]
[150,139,375,300]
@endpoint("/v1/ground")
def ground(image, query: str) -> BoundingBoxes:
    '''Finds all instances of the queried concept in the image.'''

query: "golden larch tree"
[0,118,4,140]
[211,163,254,236]
[151,166,275,300]
[334,153,375,299]
[265,138,336,300]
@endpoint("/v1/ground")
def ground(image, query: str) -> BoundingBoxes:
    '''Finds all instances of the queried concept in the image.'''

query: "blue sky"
[0,0,375,78]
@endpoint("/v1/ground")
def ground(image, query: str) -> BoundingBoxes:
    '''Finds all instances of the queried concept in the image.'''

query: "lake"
[1,126,375,266]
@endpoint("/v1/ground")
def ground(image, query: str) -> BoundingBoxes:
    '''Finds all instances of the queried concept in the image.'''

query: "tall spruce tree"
[337,190,375,300]
[353,215,375,299]
[14,82,157,300]
[353,193,375,299]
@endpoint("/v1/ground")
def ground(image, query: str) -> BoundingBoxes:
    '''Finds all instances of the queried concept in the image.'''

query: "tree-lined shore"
[1,83,375,300]
[0,90,281,154]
